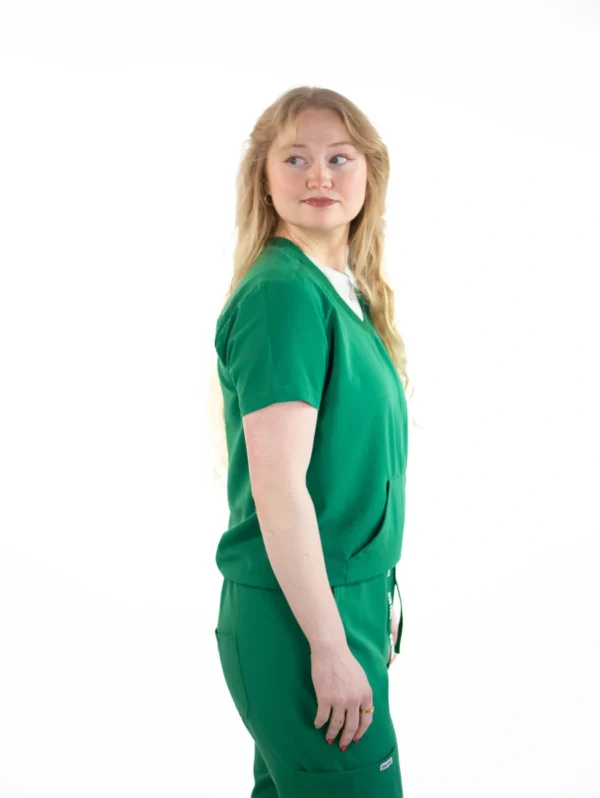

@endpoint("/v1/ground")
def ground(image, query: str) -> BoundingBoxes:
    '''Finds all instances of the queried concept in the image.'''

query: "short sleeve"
[218,278,329,416]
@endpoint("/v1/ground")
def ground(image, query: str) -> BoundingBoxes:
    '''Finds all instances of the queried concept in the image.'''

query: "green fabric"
[214,236,409,589]
[215,571,404,797]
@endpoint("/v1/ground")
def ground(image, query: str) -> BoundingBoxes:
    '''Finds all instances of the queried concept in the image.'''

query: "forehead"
[277,138,357,151]
[276,114,356,151]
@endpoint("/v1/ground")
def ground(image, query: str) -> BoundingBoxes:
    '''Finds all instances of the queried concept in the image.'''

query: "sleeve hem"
[240,389,321,416]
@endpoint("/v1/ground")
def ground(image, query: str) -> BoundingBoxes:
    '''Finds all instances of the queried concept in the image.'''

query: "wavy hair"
[207,86,419,486]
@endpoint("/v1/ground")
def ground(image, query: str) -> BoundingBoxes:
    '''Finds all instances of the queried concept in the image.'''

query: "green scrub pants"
[214,566,404,797]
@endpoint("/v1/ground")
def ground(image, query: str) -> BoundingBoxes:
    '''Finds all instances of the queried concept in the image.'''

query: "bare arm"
[242,399,375,749]
[244,400,347,653]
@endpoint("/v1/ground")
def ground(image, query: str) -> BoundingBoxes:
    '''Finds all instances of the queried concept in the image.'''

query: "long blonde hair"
[207,85,419,487]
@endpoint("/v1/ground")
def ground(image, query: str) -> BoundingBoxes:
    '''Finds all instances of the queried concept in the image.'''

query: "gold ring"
[359,706,375,714]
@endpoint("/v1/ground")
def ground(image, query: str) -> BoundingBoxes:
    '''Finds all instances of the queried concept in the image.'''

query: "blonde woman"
[211,86,412,798]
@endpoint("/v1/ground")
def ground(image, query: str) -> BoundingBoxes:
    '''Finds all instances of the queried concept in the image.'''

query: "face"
[265,108,368,245]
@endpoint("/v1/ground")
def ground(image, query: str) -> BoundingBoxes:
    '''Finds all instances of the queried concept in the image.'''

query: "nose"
[307,161,333,187]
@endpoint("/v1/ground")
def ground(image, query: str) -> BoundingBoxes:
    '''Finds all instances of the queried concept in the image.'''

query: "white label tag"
[380,755,393,771]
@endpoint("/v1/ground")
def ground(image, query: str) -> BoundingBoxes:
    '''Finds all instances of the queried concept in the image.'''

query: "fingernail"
[341,745,347,752]
[327,738,333,745]
[353,737,359,743]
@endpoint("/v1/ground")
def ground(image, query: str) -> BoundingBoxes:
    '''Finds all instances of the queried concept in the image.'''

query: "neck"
[274,226,349,273]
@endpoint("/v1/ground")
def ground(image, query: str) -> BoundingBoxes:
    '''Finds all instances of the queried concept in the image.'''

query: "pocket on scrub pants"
[215,629,250,722]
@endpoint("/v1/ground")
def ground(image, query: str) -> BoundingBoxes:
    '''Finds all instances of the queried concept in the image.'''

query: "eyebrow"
[280,140,357,150]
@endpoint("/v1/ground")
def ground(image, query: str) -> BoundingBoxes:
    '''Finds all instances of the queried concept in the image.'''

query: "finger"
[314,702,331,729]
[325,707,346,742]
[353,704,375,742]
[340,705,359,749]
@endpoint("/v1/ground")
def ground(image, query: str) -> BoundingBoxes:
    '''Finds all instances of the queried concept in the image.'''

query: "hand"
[312,644,375,749]
[388,606,400,666]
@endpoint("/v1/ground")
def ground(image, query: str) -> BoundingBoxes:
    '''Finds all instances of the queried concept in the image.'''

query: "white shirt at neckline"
[303,247,364,320]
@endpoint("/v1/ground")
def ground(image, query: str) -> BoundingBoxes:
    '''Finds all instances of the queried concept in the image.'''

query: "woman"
[211,86,412,798]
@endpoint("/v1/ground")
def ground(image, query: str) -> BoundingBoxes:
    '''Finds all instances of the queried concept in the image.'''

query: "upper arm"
[243,400,318,498]
[216,277,329,494]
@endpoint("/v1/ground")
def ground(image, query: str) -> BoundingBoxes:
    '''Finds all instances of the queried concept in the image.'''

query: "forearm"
[254,484,348,653]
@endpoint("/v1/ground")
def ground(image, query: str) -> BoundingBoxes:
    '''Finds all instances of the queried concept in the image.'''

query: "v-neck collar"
[269,236,372,332]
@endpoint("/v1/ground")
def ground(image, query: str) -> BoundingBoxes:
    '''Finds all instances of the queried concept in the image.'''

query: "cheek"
[341,173,367,202]
[339,162,366,188]
[274,171,301,196]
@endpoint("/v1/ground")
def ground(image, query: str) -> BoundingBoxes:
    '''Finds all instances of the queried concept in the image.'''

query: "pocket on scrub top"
[346,474,406,583]
[214,629,250,722]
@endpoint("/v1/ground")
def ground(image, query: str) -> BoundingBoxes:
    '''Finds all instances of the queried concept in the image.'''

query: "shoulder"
[215,258,328,354]
[214,255,330,359]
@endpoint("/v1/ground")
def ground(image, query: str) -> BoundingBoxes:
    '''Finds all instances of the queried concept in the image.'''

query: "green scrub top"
[214,235,408,589]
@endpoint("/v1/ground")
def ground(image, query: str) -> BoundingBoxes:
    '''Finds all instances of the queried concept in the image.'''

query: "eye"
[285,154,350,166]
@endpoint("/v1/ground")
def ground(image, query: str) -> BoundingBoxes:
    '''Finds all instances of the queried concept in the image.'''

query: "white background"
[1,1,599,796]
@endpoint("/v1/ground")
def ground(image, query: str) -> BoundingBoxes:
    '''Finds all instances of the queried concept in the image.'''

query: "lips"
[303,198,337,207]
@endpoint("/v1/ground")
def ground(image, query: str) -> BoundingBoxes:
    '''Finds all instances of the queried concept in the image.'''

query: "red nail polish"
[353,737,359,743]
[341,745,347,752]
[327,738,333,745]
